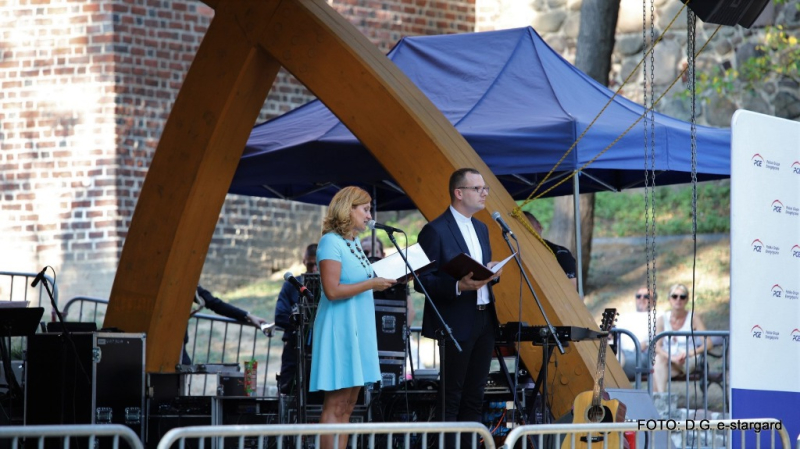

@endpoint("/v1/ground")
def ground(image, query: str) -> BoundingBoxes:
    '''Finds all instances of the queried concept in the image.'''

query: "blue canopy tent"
[231,26,731,211]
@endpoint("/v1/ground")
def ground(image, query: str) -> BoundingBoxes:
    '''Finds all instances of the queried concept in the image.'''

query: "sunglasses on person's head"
[670,294,688,300]
[635,294,650,299]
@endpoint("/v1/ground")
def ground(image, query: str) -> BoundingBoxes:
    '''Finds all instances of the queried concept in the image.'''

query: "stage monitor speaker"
[682,0,770,28]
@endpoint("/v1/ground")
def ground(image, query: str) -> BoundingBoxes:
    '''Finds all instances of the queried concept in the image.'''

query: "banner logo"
[792,329,800,342]
[751,239,763,253]
[752,325,763,339]
[793,245,800,258]
[792,161,800,174]
[772,284,783,298]
[772,200,783,214]
[751,153,780,170]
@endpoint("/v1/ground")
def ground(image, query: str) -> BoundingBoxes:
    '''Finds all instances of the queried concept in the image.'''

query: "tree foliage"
[684,0,800,104]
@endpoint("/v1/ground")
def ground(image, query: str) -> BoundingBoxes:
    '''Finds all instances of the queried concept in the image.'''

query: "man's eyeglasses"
[457,186,490,194]
[670,294,688,300]
[635,294,650,300]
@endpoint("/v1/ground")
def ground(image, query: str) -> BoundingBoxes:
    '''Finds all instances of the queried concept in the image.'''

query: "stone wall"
[478,0,800,126]
[0,0,476,299]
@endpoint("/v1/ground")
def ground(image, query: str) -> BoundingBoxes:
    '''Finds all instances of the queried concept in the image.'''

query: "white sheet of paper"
[371,243,432,280]
[491,252,516,273]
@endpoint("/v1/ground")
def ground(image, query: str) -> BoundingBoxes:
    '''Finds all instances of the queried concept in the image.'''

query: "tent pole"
[573,173,584,298]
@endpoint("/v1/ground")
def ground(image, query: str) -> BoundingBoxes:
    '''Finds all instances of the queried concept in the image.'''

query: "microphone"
[367,220,404,234]
[283,272,315,302]
[491,211,514,236]
[30,267,47,288]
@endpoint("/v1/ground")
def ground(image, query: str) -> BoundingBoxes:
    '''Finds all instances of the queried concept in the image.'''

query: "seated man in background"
[182,285,269,365]
[615,287,654,379]
[523,211,577,289]
[274,243,318,395]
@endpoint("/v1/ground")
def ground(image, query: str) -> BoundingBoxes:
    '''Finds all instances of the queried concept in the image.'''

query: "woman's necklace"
[344,236,375,278]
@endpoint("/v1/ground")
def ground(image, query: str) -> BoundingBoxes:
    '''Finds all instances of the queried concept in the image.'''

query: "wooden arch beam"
[105,0,629,416]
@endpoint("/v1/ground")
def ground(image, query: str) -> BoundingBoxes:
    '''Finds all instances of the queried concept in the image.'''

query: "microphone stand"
[290,287,312,424]
[500,231,564,424]
[382,229,462,422]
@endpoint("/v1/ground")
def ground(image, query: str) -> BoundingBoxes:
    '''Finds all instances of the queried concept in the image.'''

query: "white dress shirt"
[450,206,490,305]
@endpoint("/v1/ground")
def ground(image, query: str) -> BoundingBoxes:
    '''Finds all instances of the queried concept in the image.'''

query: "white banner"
[730,110,800,446]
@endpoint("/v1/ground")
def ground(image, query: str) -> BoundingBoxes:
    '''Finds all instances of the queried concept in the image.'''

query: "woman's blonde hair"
[322,186,371,236]
[668,283,689,297]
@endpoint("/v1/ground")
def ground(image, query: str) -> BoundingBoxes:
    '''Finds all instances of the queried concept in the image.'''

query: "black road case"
[26,332,146,444]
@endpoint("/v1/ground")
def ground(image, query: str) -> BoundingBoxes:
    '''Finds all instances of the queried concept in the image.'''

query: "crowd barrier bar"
[649,330,730,416]
[157,422,496,449]
[503,418,789,449]
[61,296,278,395]
[0,270,58,308]
[0,424,143,449]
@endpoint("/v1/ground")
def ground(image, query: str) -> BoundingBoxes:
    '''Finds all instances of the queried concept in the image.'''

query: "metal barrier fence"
[61,296,280,396]
[610,330,730,418]
[650,331,729,417]
[0,424,143,449]
[0,270,59,313]
[503,418,789,449]
[157,422,496,449]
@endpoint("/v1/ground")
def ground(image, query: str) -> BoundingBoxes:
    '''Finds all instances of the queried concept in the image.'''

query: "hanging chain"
[688,9,699,322]
[644,0,658,369]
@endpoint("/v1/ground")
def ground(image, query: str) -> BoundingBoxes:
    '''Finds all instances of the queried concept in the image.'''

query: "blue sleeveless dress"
[308,232,380,391]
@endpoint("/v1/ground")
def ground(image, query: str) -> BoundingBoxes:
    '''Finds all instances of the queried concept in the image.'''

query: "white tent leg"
[573,173,584,298]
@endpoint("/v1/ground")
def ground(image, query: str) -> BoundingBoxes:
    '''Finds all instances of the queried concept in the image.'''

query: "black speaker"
[25,333,145,449]
[682,0,770,28]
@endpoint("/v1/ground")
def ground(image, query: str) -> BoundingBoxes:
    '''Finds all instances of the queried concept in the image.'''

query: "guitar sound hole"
[585,405,612,423]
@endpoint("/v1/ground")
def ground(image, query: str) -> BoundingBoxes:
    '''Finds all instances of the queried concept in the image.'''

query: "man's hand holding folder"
[441,251,516,286]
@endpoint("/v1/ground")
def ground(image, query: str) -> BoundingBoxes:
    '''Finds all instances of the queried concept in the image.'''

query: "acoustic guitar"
[562,308,627,449]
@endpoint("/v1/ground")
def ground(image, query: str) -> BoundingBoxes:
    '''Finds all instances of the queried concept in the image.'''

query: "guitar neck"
[592,337,608,406]
[591,309,616,407]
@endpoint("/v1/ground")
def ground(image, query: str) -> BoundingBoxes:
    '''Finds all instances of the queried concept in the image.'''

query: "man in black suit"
[415,168,502,431]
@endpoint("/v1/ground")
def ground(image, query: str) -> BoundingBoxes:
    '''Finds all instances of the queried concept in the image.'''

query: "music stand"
[0,307,43,337]
[0,307,44,399]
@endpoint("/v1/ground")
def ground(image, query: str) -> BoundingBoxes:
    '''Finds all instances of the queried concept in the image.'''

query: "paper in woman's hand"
[370,243,435,282]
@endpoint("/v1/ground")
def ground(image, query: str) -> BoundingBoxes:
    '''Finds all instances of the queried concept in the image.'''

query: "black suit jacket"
[415,208,497,341]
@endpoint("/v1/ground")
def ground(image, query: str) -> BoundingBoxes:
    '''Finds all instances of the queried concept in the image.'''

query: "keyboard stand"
[530,334,571,424]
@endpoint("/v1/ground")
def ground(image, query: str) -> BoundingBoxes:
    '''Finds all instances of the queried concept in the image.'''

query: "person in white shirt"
[615,287,654,379]
[415,168,502,445]
[653,283,712,392]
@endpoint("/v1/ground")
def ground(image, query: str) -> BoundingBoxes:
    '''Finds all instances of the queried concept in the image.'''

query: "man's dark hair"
[448,168,481,202]
[522,211,539,225]
[304,244,318,259]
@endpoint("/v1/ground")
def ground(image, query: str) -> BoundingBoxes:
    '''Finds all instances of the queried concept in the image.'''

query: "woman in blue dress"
[309,186,396,448]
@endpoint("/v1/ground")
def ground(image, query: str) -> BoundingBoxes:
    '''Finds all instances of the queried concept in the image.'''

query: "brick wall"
[0,0,476,299]
[0,1,121,299]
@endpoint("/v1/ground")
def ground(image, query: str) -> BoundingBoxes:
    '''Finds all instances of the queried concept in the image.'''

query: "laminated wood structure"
[104,0,629,417]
